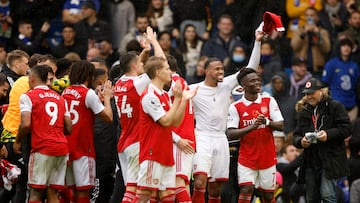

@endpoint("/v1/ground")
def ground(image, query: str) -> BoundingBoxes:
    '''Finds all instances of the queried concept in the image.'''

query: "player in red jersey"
[227,68,284,203]
[62,60,113,203]
[114,26,169,203]
[13,65,72,203]
[133,56,197,203]
[167,55,195,202]
[114,50,150,203]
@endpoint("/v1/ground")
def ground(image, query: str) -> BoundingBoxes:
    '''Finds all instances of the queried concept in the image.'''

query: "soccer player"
[167,55,195,202]
[114,26,166,203]
[227,68,284,203]
[190,25,264,203]
[62,60,113,203]
[134,56,197,203]
[13,65,72,203]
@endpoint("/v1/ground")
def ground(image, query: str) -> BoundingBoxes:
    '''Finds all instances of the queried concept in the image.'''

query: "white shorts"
[66,156,96,190]
[137,160,176,191]
[238,163,276,192]
[173,143,194,184]
[118,142,140,186]
[28,152,68,190]
[192,135,229,182]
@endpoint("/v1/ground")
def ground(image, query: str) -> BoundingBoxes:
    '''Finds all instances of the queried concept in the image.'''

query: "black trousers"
[109,167,125,203]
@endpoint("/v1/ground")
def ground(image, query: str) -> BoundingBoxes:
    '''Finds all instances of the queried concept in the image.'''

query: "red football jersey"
[171,74,196,149]
[62,85,97,161]
[114,75,148,152]
[234,97,276,169]
[139,85,174,166]
[22,87,68,156]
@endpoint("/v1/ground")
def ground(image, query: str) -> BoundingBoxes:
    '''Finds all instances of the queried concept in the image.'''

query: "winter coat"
[293,97,351,183]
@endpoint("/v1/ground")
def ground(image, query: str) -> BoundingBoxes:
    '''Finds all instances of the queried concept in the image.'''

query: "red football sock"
[150,196,158,203]
[175,186,191,202]
[238,193,252,203]
[160,193,175,203]
[59,189,73,203]
[28,201,42,203]
[208,196,220,203]
[192,187,206,203]
[122,190,136,203]
[131,196,139,203]
[132,194,150,203]
[77,196,90,203]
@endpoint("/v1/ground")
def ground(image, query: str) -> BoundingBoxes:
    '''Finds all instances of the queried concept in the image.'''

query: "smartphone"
[307,17,314,25]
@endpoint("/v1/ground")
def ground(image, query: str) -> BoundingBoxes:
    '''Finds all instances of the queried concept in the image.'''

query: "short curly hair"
[236,67,256,85]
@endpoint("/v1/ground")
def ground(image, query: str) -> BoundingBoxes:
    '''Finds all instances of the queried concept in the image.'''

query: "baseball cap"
[82,0,96,11]
[302,78,325,94]
[291,57,307,66]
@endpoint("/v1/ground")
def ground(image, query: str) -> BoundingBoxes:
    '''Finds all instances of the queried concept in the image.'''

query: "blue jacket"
[322,57,359,109]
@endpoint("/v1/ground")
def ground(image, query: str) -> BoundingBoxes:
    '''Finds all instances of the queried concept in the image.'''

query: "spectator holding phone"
[293,77,351,202]
[291,7,331,78]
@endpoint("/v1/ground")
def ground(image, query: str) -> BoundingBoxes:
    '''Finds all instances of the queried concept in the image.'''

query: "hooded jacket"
[271,72,297,134]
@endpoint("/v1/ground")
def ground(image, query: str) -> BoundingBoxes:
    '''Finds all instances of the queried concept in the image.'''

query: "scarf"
[289,72,312,97]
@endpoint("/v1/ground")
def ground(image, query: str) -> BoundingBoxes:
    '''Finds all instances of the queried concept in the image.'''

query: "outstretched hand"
[98,80,113,100]
[182,85,198,100]
[144,26,157,44]
[255,30,265,42]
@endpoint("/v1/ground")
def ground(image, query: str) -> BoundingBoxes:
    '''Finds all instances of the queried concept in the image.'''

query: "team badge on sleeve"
[149,98,161,111]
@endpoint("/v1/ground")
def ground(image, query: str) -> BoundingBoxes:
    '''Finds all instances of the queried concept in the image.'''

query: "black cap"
[291,57,307,66]
[82,0,96,11]
[302,78,324,94]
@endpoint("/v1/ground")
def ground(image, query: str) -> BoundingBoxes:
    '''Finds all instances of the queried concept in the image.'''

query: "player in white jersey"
[190,26,264,203]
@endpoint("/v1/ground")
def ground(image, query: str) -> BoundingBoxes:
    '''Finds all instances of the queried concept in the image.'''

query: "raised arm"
[247,23,264,70]
[145,26,167,59]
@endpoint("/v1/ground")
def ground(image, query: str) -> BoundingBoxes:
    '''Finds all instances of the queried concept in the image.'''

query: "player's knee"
[207,186,221,197]
[240,185,254,195]
[29,188,44,201]
[262,191,274,202]
[175,176,186,187]
[136,190,152,203]
[159,190,175,200]
[193,175,207,188]
[126,185,137,193]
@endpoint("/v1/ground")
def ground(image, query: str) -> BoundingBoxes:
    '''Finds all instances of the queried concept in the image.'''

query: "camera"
[305,132,318,144]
